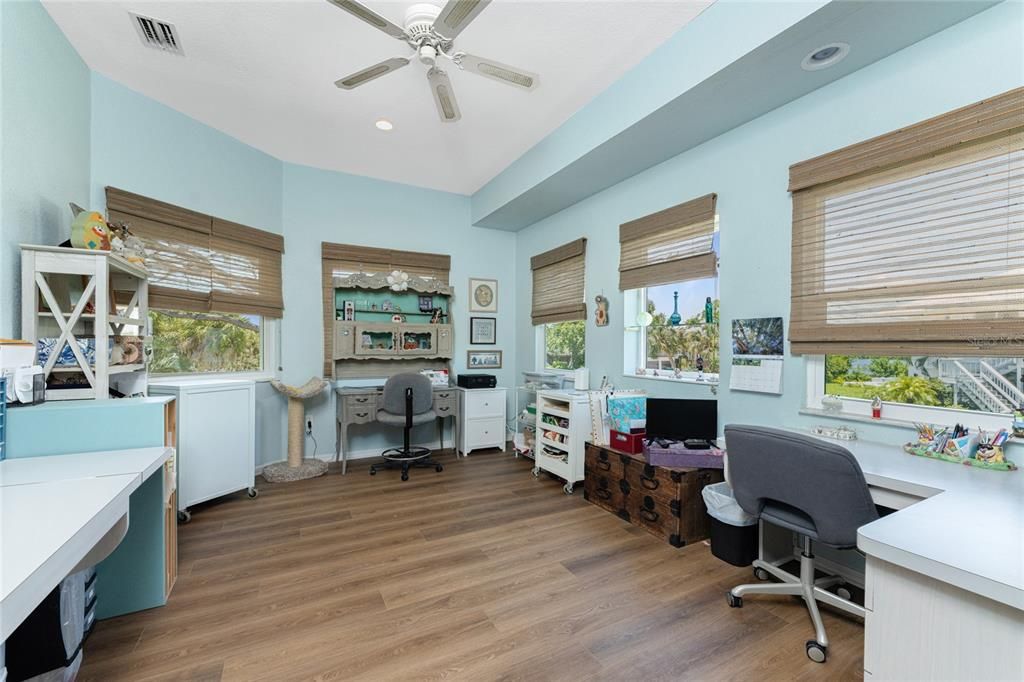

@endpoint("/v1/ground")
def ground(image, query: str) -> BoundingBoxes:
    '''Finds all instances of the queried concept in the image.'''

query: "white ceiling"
[43,0,712,195]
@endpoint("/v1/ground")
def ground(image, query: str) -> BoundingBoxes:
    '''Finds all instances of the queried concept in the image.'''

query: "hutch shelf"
[331,271,454,378]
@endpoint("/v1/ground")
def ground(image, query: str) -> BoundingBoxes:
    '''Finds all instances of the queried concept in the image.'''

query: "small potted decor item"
[1013,406,1024,439]
[821,394,843,414]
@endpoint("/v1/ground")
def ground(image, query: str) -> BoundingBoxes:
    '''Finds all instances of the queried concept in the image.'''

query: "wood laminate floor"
[79,450,864,681]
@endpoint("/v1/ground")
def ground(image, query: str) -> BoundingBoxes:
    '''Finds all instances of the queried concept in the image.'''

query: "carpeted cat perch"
[262,377,330,483]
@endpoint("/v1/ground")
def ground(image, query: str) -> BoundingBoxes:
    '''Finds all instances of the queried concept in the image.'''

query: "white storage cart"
[149,378,257,522]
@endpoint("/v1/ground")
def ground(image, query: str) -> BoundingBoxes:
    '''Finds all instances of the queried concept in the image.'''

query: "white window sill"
[149,372,275,383]
[799,407,1021,443]
[625,372,720,387]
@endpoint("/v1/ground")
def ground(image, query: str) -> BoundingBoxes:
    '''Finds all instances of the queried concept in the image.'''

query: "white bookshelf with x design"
[21,244,149,400]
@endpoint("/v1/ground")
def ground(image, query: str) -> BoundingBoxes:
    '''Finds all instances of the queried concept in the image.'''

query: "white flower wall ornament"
[387,270,410,292]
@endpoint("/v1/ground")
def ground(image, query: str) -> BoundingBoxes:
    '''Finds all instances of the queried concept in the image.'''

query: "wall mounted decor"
[469,277,497,313]
[469,317,497,344]
[594,295,609,327]
[467,350,502,369]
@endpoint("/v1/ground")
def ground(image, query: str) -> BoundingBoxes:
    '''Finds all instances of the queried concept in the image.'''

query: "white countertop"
[0,447,173,640]
[804,436,1024,611]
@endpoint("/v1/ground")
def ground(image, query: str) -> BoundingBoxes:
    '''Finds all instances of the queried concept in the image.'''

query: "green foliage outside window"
[544,320,585,370]
[149,310,261,374]
[645,299,720,374]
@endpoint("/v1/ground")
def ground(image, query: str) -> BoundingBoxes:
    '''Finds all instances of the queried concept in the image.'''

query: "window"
[808,355,1024,428]
[625,279,719,382]
[148,310,265,375]
[791,89,1023,429]
[541,320,585,371]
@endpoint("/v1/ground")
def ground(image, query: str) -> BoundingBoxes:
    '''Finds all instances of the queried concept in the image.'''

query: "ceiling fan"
[327,0,539,122]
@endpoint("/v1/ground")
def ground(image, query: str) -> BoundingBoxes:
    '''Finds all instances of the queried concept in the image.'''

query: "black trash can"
[702,482,758,567]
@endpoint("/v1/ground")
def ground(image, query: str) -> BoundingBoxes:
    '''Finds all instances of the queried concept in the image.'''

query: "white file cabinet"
[457,387,507,455]
[149,378,256,522]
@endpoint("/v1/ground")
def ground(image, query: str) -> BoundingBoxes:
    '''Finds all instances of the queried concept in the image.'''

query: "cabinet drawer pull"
[355,412,369,418]
[640,508,659,523]
[438,393,450,398]
[438,407,450,413]
[595,488,612,501]
[640,475,660,491]
[355,397,369,403]
[595,459,611,472]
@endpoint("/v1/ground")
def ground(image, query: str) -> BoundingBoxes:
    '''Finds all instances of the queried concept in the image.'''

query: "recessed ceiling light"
[375,119,394,131]
[801,42,850,71]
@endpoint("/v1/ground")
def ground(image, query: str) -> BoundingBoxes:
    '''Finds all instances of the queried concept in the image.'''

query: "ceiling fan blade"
[457,53,538,91]
[431,0,490,40]
[335,57,410,89]
[427,67,461,123]
[325,0,408,40]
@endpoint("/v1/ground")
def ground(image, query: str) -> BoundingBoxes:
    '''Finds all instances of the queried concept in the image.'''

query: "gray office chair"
[723,425,878,664]
[371,373,443,481]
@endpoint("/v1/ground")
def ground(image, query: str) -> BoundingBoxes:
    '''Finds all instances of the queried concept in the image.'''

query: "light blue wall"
[0,0,91,338]
[89,73,282,232]
[471,0,827,226]
[514,1,1024,455]
[281,162,517,459]
[89,73,287,465]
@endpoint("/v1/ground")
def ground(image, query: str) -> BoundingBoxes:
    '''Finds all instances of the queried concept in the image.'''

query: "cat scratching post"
[262,378,329,483]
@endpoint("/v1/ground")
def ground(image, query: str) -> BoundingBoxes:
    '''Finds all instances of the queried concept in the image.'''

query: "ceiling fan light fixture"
[375,119,394,131]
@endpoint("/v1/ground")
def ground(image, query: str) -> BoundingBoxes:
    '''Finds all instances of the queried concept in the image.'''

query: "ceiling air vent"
[130,12,184,55]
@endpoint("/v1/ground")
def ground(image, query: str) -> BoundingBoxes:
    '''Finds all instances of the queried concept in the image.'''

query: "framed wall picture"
[468,277,498,313]
[467,350,502,369]
[469,317,497,344]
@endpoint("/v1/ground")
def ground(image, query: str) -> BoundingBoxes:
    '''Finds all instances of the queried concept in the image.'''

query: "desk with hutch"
[330,271,459,472]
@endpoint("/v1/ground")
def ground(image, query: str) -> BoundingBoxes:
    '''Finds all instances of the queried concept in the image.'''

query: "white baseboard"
[255,441,440,475]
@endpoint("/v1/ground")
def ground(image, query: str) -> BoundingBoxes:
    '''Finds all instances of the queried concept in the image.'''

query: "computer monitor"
[645,398,717,443]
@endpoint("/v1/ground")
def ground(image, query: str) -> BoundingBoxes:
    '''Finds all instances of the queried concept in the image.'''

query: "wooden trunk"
[584,443,723,548]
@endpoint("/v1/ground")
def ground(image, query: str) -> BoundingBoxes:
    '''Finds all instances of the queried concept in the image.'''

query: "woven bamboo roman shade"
[789,88,1024,357]
[321,242,451,375]
[619,194,717,291]
[106,187,284,317]
[531,238,587,325]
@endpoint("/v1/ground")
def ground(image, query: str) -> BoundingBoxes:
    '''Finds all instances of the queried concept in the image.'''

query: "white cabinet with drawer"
[458,387,507,455]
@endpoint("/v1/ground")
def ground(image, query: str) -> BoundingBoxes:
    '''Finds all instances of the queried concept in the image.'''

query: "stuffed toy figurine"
[70,209,111,251]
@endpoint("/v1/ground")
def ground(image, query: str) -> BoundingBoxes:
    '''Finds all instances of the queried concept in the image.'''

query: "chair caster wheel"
[805,641,827,663]
[247,487,259,498]
[532,467,540,478]
[753,567,770,581]
[401,472,409,481]
[435,464,443,472]
[836,586,852,601]
[563,483,574,495]
[369,467,377,476]
[177,510,192,524]
[726,592,742,608]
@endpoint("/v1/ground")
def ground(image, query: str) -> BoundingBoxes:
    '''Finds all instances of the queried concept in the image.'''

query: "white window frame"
[148,316,279,382]
[804,355,1016,432]
[535,322,585,375]
[622,287,720,386]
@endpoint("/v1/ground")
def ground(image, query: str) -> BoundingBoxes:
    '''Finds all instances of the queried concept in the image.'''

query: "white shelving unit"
[21,245,149,400]
[532,390,591,494]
